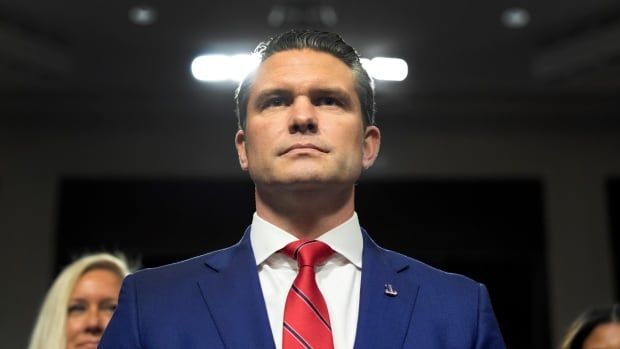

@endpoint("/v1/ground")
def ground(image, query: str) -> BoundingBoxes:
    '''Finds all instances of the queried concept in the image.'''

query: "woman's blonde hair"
[27,253,131,349]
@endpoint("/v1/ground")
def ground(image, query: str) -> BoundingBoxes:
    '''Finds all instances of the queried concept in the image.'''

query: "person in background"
[561,304,620,349]
[27,253,131,349]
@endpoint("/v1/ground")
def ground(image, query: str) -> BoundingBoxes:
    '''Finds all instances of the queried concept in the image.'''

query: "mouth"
[76,340,100,348]
[280,143,328,155]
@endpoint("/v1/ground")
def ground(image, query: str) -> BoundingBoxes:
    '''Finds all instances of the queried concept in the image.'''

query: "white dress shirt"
[250,212,363,349]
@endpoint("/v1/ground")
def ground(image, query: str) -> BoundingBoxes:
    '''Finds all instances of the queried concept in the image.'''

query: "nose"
[288,97,318,134]
[84,309,105,335]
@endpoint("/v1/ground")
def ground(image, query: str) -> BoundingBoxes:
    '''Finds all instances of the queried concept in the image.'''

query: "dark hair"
[561,304,620,349]
[234,29,375,129]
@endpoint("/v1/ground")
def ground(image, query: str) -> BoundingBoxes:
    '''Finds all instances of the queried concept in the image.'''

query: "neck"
[254,184,355,240]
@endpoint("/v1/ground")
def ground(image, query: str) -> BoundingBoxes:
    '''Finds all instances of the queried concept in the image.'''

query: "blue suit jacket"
[100,227,506,348]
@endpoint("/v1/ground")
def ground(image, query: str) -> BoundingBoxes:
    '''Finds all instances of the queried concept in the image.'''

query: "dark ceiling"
[1,0,619,129]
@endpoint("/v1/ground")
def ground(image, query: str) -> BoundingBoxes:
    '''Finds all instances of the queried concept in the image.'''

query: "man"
[100,30,506,349]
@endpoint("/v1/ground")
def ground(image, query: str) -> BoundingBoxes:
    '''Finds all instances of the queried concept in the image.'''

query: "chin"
[251,166,359,189]
[283,175,357,190]
[282,177,326,188]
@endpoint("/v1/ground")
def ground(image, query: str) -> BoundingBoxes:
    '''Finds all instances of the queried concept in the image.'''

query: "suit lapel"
[197,227,275,349]
[353,230,420,349]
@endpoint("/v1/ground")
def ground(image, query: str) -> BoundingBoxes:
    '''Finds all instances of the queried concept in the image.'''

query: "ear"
[235,129,249,171]
[362,125,381,170]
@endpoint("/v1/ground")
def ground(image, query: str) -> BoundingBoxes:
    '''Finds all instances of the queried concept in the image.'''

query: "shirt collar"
[250,212,363,269]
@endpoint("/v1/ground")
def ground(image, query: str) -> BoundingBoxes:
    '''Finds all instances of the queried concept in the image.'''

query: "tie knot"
[282,240,333,267]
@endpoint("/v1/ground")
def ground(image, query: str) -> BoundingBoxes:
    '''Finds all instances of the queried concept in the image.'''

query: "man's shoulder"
[127,243,240,285]
[376,245,483,293]
[371,245,505,348]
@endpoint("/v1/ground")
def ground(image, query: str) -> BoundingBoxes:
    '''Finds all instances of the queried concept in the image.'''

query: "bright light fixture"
[128,5,157,26]
[501,8,530,29]
[191,54,408,82]
[361,57,408,81]
[191,54,260,82]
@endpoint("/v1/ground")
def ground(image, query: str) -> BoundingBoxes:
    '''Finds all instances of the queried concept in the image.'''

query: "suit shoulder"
[379,246,482,291]
[375,249,504,348]
[128,243,238,284]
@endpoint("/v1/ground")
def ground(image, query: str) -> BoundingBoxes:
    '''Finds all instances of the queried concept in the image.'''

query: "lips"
[280,143,328,155]
[76,340,100,348]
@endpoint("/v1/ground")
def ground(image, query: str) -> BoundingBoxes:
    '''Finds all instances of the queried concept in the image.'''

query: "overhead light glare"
[191,54,408,82]
[129,5,157,26]
[361,57,408,81]
[501,8,530,29]
[191,54,260,82]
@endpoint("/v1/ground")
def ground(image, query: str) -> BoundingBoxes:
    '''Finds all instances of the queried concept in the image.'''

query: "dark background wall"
[55,178,549,348]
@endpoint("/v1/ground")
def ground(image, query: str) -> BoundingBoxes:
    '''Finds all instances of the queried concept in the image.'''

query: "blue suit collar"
[353,229,420,349]
[197,227,420,349]
[198,227,276,349]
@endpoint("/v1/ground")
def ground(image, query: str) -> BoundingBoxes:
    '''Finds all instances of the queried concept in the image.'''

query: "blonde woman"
[28,253,131,349]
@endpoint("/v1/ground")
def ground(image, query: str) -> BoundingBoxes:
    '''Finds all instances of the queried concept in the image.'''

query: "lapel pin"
[384,283,398,297]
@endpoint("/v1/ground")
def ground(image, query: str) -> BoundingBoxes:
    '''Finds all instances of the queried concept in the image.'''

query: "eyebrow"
[69,297,118,303]
[312,87,355,106]
[253,88,291,104]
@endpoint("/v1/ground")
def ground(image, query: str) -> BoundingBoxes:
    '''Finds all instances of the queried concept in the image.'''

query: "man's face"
[235,49,380,191]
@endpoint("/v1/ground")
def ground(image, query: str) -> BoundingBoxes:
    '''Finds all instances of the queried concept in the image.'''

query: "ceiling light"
[191,54,408,82]
[361,57,409,81]
[191,54,260,82]
[129,5,157,26]
[319,5,338,27]
[501,8,530,29]
[266,4,338,28]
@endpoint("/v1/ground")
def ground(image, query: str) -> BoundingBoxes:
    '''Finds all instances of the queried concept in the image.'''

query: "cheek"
[341,129,365,155]
[65,317,81,340]
[246,130,272,159]
[102,312,114,327]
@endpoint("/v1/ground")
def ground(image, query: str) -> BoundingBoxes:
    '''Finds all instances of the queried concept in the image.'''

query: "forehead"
[71,268,121,295]
[585,323,620,347]
[250,49,356,94]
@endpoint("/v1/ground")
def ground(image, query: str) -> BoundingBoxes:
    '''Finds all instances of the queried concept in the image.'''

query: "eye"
[262,96,286,109]
[101,303,118,313]
[68,303,86,315]
[98,298,119,312]
[317,96,341,107]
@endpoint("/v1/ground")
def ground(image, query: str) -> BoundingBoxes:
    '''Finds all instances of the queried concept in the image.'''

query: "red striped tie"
[281,240,334,349]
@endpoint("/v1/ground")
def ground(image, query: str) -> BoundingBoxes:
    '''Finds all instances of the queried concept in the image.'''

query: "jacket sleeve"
[100,273,142,349]
[475,284,507,349]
